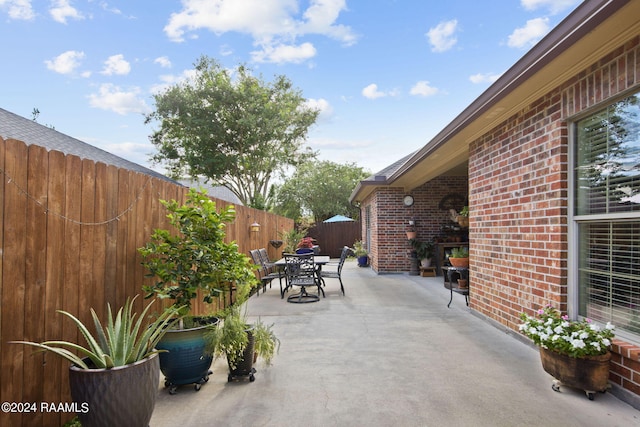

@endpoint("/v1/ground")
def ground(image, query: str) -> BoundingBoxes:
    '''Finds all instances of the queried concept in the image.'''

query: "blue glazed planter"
[69,353,159,427]
[157,317,219,393]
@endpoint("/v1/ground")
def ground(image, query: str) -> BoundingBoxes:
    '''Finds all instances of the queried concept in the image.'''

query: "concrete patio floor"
[150,260,640,427]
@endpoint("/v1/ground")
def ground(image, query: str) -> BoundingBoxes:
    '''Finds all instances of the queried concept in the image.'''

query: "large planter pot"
[228,330,256,382]
[69,353,159,427]
[157,316,219,394]
[539,347,611,400]
[449,257,469,268]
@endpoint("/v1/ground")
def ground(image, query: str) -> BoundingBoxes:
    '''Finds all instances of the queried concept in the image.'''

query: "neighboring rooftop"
[0,107,176,183]
[178,178,243,205]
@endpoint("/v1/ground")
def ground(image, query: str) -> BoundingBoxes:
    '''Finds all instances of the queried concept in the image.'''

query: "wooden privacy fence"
[0,137,293,427]
[308,220,361,258]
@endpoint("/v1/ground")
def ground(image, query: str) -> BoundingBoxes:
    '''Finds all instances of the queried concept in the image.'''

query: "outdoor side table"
[446,266,469,308]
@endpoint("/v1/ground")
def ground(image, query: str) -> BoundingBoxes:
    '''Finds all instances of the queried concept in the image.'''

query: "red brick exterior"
[469,36,640,398]
[361,176,467,273]
[364,36,640,399]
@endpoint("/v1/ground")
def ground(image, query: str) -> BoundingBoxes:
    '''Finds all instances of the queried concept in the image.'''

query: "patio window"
[574,91,640,338]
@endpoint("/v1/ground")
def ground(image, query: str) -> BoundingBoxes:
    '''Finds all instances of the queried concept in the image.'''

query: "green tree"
[145,56,319,208]
[273,161,370,222]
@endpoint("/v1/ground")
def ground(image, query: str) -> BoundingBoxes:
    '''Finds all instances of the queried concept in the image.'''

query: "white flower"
[571,339,586,349]
[602,338,611,346]
[553,325,564,334]
[606,322,615,330]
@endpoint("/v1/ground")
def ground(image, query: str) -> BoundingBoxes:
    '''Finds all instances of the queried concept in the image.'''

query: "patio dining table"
[275,255,331,301]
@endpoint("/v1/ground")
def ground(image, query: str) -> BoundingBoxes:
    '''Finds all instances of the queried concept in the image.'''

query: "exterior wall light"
[250,222,261,232]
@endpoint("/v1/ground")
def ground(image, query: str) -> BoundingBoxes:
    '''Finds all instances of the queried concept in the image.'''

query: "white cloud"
[163,0,356,64]
[521,0,580,15]
[426,19,458,53]
[44,50,85,75]
[0,0,35,20]
[251,42,317,64]
[362,83,386,100]
[88,83,150,115]
[409,81,439,97]
[150,69,199,95]
[469,72,501,84]
[50,0,84,24]
[101,54,131,75]
[508,17,550,48]
[154,56,172,68]
[304,98,333,121]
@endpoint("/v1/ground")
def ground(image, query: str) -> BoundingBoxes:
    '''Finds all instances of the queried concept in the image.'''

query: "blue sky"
[0,0,581,175]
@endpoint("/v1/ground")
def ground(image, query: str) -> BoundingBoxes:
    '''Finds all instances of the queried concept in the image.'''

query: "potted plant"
[353,240,369,267]
[406,221,417,240]
[11,297,180,427]
[279,228,308,254]
[457,206,469,227]
[138,188,258,394]
[206,304,280,382]
[410,239,434,267]
[519,305,615,400]
[448,246,469,268]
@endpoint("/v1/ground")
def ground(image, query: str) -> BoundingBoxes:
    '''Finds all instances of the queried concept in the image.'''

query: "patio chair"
[249,249,280,295]
[283,253,324,303]
[259,247,285,294]
[319,246,352,295]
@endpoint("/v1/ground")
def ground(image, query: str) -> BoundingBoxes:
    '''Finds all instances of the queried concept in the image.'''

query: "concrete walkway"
[150,260,640,427]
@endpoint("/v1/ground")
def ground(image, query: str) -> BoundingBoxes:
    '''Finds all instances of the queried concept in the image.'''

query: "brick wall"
[362,176,468,273]
[469,36,640,398]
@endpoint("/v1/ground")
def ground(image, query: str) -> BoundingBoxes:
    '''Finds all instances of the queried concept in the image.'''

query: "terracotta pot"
[449,257,469,268]
[539,347,611,397]
[406,231,417,240]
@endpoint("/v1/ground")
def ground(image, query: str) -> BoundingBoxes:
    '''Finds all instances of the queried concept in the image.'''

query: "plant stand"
[540,347,611,400]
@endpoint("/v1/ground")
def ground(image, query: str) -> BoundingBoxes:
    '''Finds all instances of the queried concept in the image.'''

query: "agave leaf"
[57,309,108,365]
[10,341,93,369]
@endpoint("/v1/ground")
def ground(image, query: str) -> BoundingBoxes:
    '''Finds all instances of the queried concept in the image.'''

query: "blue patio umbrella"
[323,215,354,223]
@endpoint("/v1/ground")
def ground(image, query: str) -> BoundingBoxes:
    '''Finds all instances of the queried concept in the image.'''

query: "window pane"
[575,95,640,215]
[578,221,640,333]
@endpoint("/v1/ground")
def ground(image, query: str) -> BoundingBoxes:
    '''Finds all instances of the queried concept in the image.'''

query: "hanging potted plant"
[519,305,615,400]
[11,297,180,427]
[139,188,258,394]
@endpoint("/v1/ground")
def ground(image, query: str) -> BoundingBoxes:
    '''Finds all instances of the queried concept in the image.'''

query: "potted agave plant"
[519,305,615,400]
[138,188,258,394]
[10,297,180,427]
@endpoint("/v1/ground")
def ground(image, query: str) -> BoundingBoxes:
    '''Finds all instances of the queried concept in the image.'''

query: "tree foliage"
[273,160,370,223]
[145,56,319,207]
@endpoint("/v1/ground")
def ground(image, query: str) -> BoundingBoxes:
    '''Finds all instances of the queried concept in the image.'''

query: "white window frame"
[568,88,640,343]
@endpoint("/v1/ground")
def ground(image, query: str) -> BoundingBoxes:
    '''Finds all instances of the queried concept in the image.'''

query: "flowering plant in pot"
[138,188,258,393]
[519,305,615,399]
[11,297,181,427]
